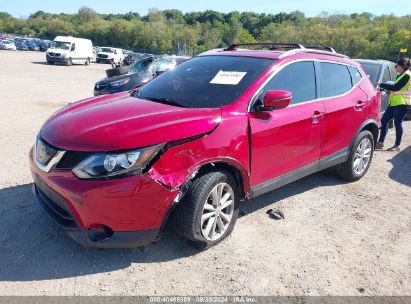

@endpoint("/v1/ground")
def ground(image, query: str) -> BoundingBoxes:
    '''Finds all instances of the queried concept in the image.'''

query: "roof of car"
[198,43,352,63]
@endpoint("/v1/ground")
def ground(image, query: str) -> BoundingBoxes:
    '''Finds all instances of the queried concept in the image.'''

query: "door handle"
[311,111,325,123]
[355,101,366,110]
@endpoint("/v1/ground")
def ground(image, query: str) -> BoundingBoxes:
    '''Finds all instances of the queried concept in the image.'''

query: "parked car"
[27,40,40,51]
[15,41,29,51]
[96,47,125,64]
[1,40,16,50]
[30,43,380,250]
[94,55,189,96]
[46,36,93,65]
[355,59,411,120]
[34,39,49,51]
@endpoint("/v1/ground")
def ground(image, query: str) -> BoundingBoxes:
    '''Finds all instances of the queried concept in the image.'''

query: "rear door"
[249,61,325,186]
[319,62,368,159]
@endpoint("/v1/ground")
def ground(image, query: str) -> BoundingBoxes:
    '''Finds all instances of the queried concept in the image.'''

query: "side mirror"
[262,90,292,110]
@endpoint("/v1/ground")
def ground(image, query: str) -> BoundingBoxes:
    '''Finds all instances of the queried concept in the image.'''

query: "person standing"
[376,57,411,151]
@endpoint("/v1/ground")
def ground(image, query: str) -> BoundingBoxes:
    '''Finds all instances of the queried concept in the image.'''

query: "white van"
[96,47,125,64]
[46,36,93,66]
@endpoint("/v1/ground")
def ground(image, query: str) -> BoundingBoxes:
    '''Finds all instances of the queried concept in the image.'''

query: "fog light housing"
[88,224,113,242]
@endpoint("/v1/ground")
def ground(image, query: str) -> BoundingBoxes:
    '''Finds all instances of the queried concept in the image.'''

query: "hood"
[40,93,221,152]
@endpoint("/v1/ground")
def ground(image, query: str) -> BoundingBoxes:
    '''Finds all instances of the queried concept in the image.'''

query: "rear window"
[358,63,381,87]
[136,56,274,108]
[319,62,352,98]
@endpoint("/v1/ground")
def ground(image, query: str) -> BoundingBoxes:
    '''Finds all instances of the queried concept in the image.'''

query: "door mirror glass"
[262,90,292,110]
[70,43,75,52]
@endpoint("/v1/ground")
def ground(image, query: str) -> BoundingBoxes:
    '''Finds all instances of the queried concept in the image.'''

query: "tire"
[47,60,54,65]
[173,170,239,250]
[85,57,90,65]
[336,130,374,182]
[96,59,100,64]
[66,58,72,66]
[105,66,129,77]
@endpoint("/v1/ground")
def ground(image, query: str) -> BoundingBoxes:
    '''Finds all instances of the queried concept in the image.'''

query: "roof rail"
[279,48,349,59]
[224,42,348,59]
[225,43,305,51]
[305,46,336,53]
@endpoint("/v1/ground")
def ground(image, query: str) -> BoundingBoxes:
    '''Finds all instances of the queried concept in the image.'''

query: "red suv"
[30,43,381,249]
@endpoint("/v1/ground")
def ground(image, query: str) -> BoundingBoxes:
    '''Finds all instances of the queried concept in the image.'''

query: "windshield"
[136,56,274,108]
[100,47,114,53]
[51,41,71,50]
[358,63,381,87]
[129,57,154,73]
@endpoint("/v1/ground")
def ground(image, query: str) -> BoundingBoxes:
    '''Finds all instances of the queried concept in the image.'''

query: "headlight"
[61,53,67,58]
[72,144,164,179]
[110,78,130,88]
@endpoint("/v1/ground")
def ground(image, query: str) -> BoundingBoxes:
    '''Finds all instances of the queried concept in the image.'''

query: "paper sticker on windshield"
[210,70,247,85]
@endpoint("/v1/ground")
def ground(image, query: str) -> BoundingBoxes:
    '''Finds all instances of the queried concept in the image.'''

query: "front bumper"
[29,149,179,248]
[46,54,68,63]
[96,58,112,63]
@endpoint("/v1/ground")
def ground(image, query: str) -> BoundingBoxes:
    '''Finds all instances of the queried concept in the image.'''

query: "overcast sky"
[3,0,410,18]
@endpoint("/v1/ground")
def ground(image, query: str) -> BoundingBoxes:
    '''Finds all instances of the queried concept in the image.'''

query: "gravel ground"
[0,51,410,296]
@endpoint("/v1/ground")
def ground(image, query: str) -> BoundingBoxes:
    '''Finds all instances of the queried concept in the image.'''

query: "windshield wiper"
[140,96,185,108]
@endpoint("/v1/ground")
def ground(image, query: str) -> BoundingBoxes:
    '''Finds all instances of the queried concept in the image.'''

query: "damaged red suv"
[30,43,380,249]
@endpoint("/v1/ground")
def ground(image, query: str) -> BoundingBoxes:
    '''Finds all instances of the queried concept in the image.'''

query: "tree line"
[1,8,410,60]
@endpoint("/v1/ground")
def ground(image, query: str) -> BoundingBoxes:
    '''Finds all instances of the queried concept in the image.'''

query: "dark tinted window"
[358,63,380,87]
[136,56,274,108]
[319,63,352,98]
[382,66,391,83]
[389,65,397,81]
[348,66,362,85]
[259,61,316,104]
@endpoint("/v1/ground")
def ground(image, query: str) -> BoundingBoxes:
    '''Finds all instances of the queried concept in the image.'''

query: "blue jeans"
[378,105,408,146]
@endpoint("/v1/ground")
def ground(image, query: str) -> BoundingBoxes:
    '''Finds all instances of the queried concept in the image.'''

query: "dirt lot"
[0,51,410,296]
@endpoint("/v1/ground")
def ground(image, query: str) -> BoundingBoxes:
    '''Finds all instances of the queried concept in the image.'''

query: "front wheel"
[173,171,239,250]
[66,58,72,66]
[336,130,374,182]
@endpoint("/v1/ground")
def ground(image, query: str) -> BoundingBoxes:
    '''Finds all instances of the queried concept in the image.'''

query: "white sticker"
[210,70,247,85]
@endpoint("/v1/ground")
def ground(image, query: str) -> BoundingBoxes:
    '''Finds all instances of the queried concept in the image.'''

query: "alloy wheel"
[353,137,372,175]
[201,182,235,241]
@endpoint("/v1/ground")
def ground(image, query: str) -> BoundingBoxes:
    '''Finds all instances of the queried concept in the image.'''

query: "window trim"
[248,59,363,112]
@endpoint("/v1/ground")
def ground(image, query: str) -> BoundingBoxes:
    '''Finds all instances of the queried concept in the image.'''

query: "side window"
[258,61,316,105]
[348,66,362,85]
[319,62,352,98]
[70,43,75,52]
[382,66,391,83]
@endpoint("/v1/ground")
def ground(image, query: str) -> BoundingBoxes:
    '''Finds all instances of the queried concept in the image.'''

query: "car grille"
[56,151,92,169]
[48,52,61,57]
[94,82,108,91]
[98,54,108,59]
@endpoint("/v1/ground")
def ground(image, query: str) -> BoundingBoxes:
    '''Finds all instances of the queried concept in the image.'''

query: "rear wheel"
[336,130,374,182]
[173,171,239,250]
[85,57,90,65]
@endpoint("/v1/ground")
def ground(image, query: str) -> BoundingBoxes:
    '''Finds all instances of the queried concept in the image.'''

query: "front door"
[249,61,325,187]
